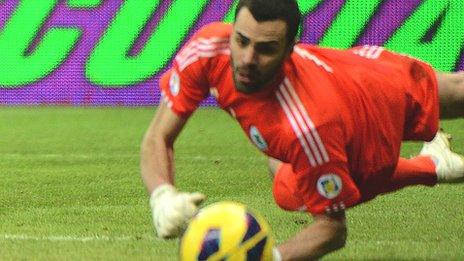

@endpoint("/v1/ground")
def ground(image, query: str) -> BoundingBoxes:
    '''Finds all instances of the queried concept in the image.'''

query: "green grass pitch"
[1,107,463,260]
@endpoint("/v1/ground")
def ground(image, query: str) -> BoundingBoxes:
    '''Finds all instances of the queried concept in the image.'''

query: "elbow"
[316,218,347,253]
[140,133,166,155]
[139,134,160,169]
[141,130,174,154]
[140,135,154,155]
[329,222,347,251]
[334,225,347,250]
[140,136,154,163]
[139,133,173,171]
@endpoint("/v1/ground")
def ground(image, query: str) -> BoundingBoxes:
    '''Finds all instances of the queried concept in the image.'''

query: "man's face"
[230,7,291,93]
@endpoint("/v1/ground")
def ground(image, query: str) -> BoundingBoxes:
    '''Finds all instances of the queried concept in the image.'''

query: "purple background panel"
[300,0,345,44]
[1,0,463,106]
[358,0,422,45]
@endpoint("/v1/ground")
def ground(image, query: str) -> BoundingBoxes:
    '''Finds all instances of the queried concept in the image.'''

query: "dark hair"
[234,0,301,45]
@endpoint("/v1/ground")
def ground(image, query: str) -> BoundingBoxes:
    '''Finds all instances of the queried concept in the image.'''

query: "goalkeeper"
[141,0,464,259]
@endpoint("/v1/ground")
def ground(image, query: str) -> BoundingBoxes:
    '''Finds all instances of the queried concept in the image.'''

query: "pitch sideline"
[0,233,428,245]
[0,234,156,242]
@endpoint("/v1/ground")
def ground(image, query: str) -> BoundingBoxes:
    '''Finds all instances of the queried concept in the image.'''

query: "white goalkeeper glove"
[273,247,282,261]
[150,184,206,238]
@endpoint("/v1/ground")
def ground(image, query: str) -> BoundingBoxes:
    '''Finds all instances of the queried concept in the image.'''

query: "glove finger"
[155,216,169,238]
[157,211,182,239]
[188,192,206,205]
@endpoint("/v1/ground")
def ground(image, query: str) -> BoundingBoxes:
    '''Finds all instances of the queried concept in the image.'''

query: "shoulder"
[293,44,353,62]
[193,22,233,40]
[294,44,394,67]
[175,22,231,72]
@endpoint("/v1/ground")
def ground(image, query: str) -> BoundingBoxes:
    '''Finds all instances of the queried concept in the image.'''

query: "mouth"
[236,72,253,85]
[235,69,259,86]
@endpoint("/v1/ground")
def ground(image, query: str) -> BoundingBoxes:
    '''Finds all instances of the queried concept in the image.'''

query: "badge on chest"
[249,125,268,151]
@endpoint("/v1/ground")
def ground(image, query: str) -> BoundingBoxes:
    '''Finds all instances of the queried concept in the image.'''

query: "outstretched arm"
[141,101,205,238]
[268,157,350,259]
[277,212,347,260]
[141,100,187,193]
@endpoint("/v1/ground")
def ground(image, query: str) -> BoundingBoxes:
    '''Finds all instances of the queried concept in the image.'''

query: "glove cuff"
[272,247,282,261]
[150,183,177,209]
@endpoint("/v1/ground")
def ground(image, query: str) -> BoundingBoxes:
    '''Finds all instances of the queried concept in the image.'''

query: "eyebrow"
[237,32,280,46]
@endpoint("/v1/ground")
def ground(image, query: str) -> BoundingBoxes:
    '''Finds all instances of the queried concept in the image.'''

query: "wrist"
[150,183,176,207]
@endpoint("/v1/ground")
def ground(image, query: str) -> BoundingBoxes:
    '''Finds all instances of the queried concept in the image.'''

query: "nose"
[242,45,257,66]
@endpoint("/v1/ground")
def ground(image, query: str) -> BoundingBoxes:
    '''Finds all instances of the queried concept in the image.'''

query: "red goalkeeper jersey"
[159,22,439,215]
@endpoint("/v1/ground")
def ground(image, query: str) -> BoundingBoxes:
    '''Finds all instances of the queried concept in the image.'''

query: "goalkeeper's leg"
[378,156,438,194]
[269,155,440,210]
[419,130,464,183]
[374,131,464,194]
[269,159,305,211]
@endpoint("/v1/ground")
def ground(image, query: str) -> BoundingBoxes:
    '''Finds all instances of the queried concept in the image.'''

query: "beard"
[231,60,283,94]
[232,73,262,93]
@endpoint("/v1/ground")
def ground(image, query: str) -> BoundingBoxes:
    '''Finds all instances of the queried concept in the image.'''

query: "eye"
[235,34,249,47]
[255,44,278,55]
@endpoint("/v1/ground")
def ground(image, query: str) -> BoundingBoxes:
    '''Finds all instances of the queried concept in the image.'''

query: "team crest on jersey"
[249,126,268,151]
[169,71,180,96]
[317,174,342,199]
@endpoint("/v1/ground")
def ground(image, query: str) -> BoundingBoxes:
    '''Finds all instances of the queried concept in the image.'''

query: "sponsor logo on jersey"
[169,71,180,96]
[249,125,268,151]
[317,174,342,199]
